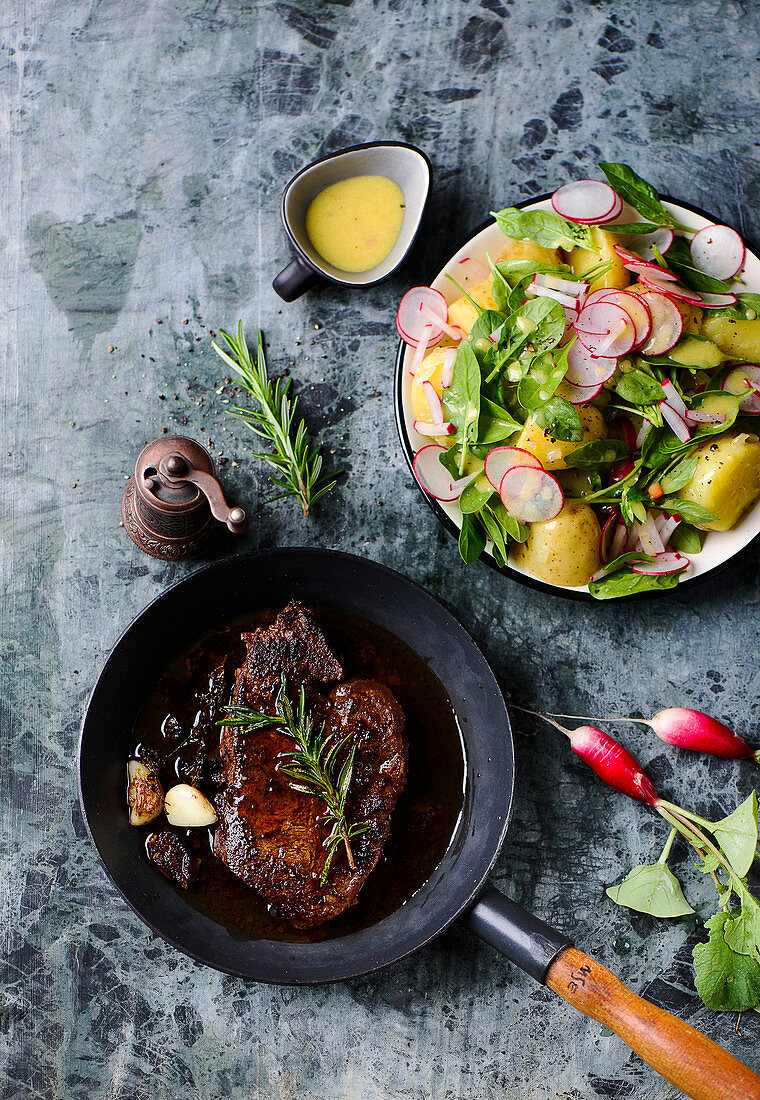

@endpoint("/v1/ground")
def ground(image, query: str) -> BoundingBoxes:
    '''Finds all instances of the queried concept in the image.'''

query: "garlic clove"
[163,783,218,827]
[127,759,164,827]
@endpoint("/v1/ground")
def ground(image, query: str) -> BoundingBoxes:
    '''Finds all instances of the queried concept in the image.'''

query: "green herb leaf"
[444,342,482,473]
[606,861,694,918]
[668,523,703,554]
[492,207,596,252]
[723,892,760,961]
[479,506,509,567]
[615,368,666,406]
[660,453,698,494]
[469,309,506,347]
[708,293,760,322]
[517,349,568,412]
[605,221,663,235]
[712,792,759,879]
[458,513,486,564]
[658,497,716,525]
[487,499,530,544]
[693,910,760,1012]
[664,236,734,294]
[598,163,676,227]
[458,476,494,514]
[565,438,630,468]
[534,396,583,443]
[477,397,523,444]
[589,567,681,600]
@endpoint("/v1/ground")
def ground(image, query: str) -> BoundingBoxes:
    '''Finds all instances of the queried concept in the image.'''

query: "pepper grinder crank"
[122,436,248,561]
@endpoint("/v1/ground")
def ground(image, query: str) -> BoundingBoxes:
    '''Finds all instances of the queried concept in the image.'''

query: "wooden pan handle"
[547,947,760,1100]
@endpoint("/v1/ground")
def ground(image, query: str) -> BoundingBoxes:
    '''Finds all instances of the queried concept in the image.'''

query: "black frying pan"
[78,549,760,1100]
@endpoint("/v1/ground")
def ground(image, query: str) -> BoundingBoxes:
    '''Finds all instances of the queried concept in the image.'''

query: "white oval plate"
[396,196,760,599]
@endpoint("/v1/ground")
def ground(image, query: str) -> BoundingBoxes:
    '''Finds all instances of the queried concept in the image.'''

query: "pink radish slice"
[613,245,646,265]
[484,446,543,491]
[600,514,627,563]
[637,274,704,306]
[456,256,488,280]
[659,400,691,443]
[419,303,466,342]
[396,287,447,346]
[661,379,687,419]
[534,273,589,298]
[690,224,745,282]
[574,302,636,357]
[565,339,617,386]
[499,466,564,523]
[697,291,738,308]
[557,377,603,405]
[598,290,652,349]
[722,364,760,413]
[413,420,455,436]
[551,180,619,224]
[659,514,681,545]
[409,324,433,375]
[423,380,444,425]
[441,348,457,389]
[637,292,683,355]
[527,279,579,310]
[635,512,666,556]
[638,227,675,260]
[684,409,727,425]
[597,192,623,223]
[413,445,469,501]
[635,418,652,448]
[632,552,689,576]
[624,261,679,282]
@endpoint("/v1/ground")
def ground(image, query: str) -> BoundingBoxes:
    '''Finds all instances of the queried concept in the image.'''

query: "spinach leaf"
[659,496,716,525]
[660,453,698,494]
[438,447,483,480]
[444,342,481,473]
[517,349,567,412]
[598,163,676,227]
[458,514,486,565]
[664,235,734,294]
[495,259,573,287]
[606,861,694,918]
[615,368,665,406]
[534,396,583,443]
[469,309,506,346]
[488,500,530,544]
[479,506,509,568]
[477,396,523,444]
[605,221,662,235]
[709,293,760,322]
[458,477,494,514]
[668,523,702,554]
[694,910,760,1012]
[506,295,567,353]
[565,438,630,468]
[492,207,596,252]
[712,792,759,879]
[589,567,681,599]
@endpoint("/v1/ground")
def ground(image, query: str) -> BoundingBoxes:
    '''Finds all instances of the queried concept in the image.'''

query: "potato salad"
[398,163,760,598]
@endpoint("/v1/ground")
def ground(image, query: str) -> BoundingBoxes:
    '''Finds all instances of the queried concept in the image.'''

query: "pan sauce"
[132,609,466,943]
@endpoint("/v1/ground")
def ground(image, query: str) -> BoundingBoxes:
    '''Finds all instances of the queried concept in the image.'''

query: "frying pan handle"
[462,886,760,1100]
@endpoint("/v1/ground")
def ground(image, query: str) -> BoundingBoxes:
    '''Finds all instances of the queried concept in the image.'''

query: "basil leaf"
[712,792,759,880]
[668,523,702,554]
[664,236,733,294]
[458,514,486,565]
[598,162,676,227]
[605,221,662,235]
[694,910,760,1012]
[659,496,716,525]
[660,453,698,494]
[615,368,665,406]
[492,207,596,252]
[565,438,630,468]
[534,396,583,443]
[606,861,694,918]
[444,342,481,472]
[458,477,494,514]
[589,567,681,599]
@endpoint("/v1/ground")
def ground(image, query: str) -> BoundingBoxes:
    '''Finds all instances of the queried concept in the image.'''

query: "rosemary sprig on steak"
[222,676,367,884]
[211,322,340,517]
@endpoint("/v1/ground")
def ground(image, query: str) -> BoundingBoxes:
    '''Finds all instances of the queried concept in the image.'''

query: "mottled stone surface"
[2,1,760,1097]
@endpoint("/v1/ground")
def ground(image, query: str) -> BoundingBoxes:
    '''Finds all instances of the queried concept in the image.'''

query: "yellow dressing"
[305,174,405,273]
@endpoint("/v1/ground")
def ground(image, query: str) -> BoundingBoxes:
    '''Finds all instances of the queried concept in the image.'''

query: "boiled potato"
[514,405,606,470]
[679,431,760,531]
[700,315,760,360]
[512,502,602,586]
[569,227,629,292]
[496,236,562,267]
[447,278,496,336]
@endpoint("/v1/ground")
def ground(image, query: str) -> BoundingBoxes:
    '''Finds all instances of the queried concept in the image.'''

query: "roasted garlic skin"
[127,760,164,827]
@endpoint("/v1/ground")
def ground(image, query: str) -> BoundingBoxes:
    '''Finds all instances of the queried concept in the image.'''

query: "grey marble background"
[2,1,760,1097]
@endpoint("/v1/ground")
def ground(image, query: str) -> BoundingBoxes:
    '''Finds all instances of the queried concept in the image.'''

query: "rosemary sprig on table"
[222,676,367,884]
[212,322,339,517]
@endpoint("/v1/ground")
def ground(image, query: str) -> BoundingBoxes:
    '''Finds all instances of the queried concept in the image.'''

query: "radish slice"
[413,420,455,436]
[441,347,457,389]
[598,290,652,349]
[396,287,447,347]
[556,377,603,405]
[420,303,466,342]
[613,245,645,266]
[527,278,579,310]
[637,292,683,355]
[635,418,652,449]
[624,261,679,282]
[632,552,690,576]
[638,227,675,260]
[659,400,691,443]
[684,409,727,426]
[409,324,433,375]
[661,379,687,419]
[690,225,745,282]
[499,466,564,522]
[659,514,681,546]
[697,291,738,308]
[565,340,617,386]
[534,273,589,298]
[614,416,637,450]
[722,364,760,413]
[600,514,628,563]
[484,446,542,491]
[423,380,444,425]
[489,322,504,344]
[574,302,636,357]
[598,192,623,223]
[456,256,488,281]
[413,445,468,501]
[637,274,704,306]
[551,180,619,224]
[635,512,666,556]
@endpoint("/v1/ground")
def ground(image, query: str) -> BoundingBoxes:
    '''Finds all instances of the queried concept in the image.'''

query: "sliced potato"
[512,502,602,586]
[447,278,496,336]
[127,760,164,827]
[495,236,562,267]
[679,431,760,531]
[700,315,760,361]
[666,335,725,370]
[569,227,629,292]
[514,405,606,471]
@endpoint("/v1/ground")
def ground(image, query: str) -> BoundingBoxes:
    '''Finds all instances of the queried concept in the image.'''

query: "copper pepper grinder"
[122,436,248,561]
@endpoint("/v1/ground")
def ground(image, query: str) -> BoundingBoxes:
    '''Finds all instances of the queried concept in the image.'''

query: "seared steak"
[213,602,407,928]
